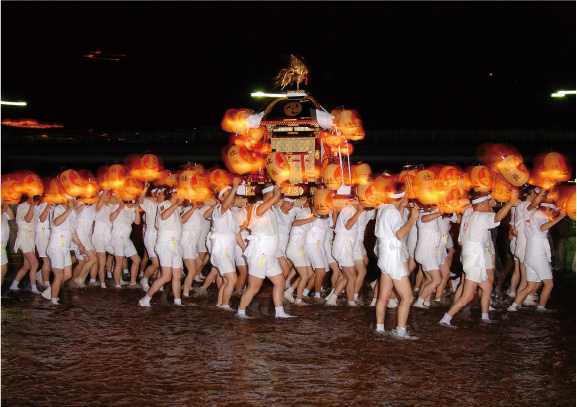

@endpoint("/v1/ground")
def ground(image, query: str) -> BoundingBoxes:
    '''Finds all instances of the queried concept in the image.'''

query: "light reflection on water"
[2,272,575,407]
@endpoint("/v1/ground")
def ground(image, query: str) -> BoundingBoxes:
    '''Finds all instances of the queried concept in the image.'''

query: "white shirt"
[514,201,533,233]
[460,211,499,243]
[50,204,77,234]
[181,206,204,231]
[356,209,375,242]
[274,206,300,239]
[417,211,441,244]
[211,204,240,235]
[525,210,549,240]
[110,204,136,227]
[140,199,159,232]
[248,201,278,236]
[16,203,37,231]
[334,205,359,237]
[35,202,51,231]
[156,200,182,235]
[288,207,312,244]
[375,204,403,240]
[306,214,333,246]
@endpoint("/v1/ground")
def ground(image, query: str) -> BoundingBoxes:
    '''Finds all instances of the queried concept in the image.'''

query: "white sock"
[174,299,182,305]
[354,293,359,301]
[141,277,148,286]
[348,301,356,306]
[376,324,385,332]
[314,292,321,298]
[481,313,490,320]
[9,281,19,289]
[275,306,286,316]
[285,281,290,289]
[397,326,407,333]
[44,281,50,287]
[123,268,129,274]
[141,295,151,305]
[328,288,335,297]
[237,308,246,316]
[370,298,377,306]
[285,287,294,295]
[90,279,96,283]
[387,298,397,307]
[414,297,424,306]
[295,298,303,304]
[327,294,337,301]
[537,305,546,310]
[107,272,112,278]
[302,288,310,297]
[509,302,519,310]
[440,313,452,324]
[424,301,430,307]
[115,284,121,288]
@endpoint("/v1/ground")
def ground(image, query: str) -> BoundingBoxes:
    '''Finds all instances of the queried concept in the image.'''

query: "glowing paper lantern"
[352,163,372,185]
[1,179,21,204]
[566,188,576,221]
[221,108,253,134]
[221,145,255,175]
[470,166,493,192]
[331,143,354,157]
[413,170,438,205]
[179,171,196,200]
[117,177,143,202]
[46,178,67,204]
[399,168,418,199]
[374,173,396,205]
[332,109,365,141]
[265,152,291,184]
[59,169,85,197]
[438,187,466,214]
[19,173,43,197]
[492,174,514,203]
[321,130,343,148]
[324,164,343,190]
[140,154,160,181]
[107,165,127,189]
[357,181,379,208]
[209,169,231,192]
[313,188,333,216]
[438,166,460,188]
[494,153,529,187]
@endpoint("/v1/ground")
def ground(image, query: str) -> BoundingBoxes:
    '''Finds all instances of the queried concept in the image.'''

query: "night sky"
[2,1,575,132]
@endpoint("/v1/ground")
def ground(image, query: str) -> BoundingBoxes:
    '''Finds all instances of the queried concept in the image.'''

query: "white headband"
[540,203,557,210]
[534,187,541,193]
[388,191,405,199]
[283,198,296,203]
[218,186,232,199]
[151,188,158,194]
[65,194,74,200]
[98,190,104,197]
[168,188,177,194]
[472,195,491,204]
[262,185,274,194]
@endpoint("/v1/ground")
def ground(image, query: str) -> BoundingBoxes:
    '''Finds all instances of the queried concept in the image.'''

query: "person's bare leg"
[96,252,107,284]
[40,256,51,285]
[416,269,440,304]
[268,273,286,307]
[128,254,141,284]
[202,267,218,290]
[436,259,451,301]
[354,259,367,297]
[538,279,553,307]
[238,274,264,310]
[314,267,326,296]
[393,275,415,328]
[376,274,393,328]
[182,258,196,295]
[113,255,124,286]
[278,256,291,279]
[235,265,248,293]
[171,268,182,301]
[341,266,357,303]
[221,272,237,307]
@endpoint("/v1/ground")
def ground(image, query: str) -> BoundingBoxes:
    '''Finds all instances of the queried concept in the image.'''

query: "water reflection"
[2,271,575,406]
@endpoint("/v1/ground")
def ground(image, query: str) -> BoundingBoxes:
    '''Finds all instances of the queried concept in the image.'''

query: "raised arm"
[540,211,566,232]
[495,190,519,222]
[396,205,419,240]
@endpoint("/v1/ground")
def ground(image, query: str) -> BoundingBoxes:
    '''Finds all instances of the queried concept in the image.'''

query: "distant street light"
[251,92,287,97]
[551,90,576,97]
[1,101,27,106]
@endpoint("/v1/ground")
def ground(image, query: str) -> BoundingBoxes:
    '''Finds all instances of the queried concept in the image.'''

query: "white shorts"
[14,229,36,253]
[509,237,517,258]
[47,244,73,269]
[286,241,310,268]
[325,237,336,264]
[92,232,114,255]
[484,244,494,270]
[35,228,50,257]
[275,236,289,258]
[246,235,283,279]
[76,223,94,252]
[210,234,236,275]
[332,234,356,268]
[446,234,454,249]
[525,240,552,282]
[181,230,200,260]
[155,240,183,269]
[197,223,210,253]
[415,243,440,272]
[353,240,366,261]
[71,241,85,261]
[111,233,138,258]
[514,233,527,262]
[235,244,247,267]
[306,241,328,270]
[463,266,489,284]
[144,229,158,258]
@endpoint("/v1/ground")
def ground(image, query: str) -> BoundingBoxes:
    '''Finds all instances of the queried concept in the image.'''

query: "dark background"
[1,1,575,174]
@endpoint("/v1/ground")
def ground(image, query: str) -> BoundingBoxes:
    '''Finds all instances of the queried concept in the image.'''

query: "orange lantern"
[438,187,466,213]
[46,178,67,204]
[178,171,197,200]
[438,166,460,188]
[544,183,560,204]
[321,130,343,148]
[59,169,85,197]
[399,168,418,199]
[331,109,365,141]
[323,164,343,190]
[209,168,231,192]
[118,177,143,202]
[413,170,438,205]
[140,154,161,181]
[107,165,127,189]
[331,142,354,157]
[352,162,372,185]
[494,153,530,187]
[265,152,291,184]
[492,174,515,203]
[470,166,493,192]
[221,108,253,134]
[1,179,21,204]
[19,173,43,197]
[543,152,571,183]
[313,188,333,216]
[221,145,255,175]
[357,181,379,208]
[374,173,397,205]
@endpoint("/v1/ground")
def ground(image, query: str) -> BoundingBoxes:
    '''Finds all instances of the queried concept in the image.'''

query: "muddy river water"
[2,265,575,406]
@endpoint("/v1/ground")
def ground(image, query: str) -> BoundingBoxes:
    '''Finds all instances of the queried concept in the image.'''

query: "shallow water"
[2,266,575,407]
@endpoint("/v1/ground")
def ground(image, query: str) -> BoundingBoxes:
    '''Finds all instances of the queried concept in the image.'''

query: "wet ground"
[1,262,575,407]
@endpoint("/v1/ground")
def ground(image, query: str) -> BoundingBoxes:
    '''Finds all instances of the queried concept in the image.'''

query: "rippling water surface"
[2,266,575,406]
